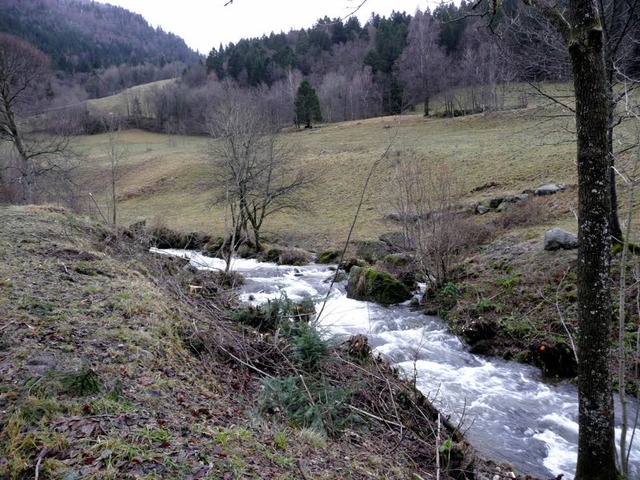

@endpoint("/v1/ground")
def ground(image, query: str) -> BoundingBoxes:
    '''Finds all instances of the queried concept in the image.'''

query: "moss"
[347,266,412,305]
[382,253,411,267]
[317,249,341,264]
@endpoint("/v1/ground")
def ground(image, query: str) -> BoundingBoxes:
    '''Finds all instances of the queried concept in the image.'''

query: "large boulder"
[346,266,413,305]
[544,228,579,250]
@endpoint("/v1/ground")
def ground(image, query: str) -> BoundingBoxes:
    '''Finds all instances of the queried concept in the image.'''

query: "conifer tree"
[294,79,322,128]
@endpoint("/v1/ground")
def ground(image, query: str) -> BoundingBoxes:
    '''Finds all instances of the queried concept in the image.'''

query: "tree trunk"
[569,0,618,476]
[19,152,34,205]
[3,102,34,205]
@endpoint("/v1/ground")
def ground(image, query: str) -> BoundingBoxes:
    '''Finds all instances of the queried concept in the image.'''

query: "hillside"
[0,0,200,73]
[0,205,510,479]
[76,89,581,250]
[72,88,640,391]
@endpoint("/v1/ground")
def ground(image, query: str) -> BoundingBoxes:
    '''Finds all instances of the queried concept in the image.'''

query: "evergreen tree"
[206,45,226,80]
[294,79,322,128]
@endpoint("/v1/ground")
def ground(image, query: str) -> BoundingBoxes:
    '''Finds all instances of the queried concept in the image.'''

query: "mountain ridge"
[0,0,201,73]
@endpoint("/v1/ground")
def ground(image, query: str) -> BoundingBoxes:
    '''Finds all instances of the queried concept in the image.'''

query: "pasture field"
[75,83,632,251]
[85,78,176,117]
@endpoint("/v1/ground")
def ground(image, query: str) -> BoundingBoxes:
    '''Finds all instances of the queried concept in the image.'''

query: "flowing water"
[153,248,640,479]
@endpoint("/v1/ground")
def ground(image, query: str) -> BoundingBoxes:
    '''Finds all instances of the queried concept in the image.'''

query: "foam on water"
[151,248,640,479]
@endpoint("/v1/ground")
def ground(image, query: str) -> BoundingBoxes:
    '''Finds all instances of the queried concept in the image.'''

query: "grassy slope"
[1,205,504,479]
[75,84,640,383]
[76,85,587,252]
[85,79,176,117]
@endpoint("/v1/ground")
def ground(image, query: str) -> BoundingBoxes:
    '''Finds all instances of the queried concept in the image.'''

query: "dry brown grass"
[0,205,497,480]
[73,83,640,251]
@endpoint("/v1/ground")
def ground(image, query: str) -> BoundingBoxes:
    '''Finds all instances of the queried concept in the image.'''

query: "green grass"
[72,81,640,250]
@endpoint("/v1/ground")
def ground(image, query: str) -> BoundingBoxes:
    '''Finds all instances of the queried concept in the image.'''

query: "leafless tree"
[503,0,640,243]
[0,33,79,205]
[386,158,465,288]
[102,112,128,225]
[396,9,448,116]
[207,83,313,253]
[612,82,640,477]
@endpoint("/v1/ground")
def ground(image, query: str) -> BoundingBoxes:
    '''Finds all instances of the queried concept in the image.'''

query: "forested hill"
[0,0,200,73]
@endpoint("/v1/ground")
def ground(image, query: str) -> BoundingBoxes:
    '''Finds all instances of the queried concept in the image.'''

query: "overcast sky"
[96,0,431,54]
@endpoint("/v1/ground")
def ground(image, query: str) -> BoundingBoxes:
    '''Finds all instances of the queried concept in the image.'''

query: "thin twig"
[298,374,316,406]
[348,404,403,429]
[34,447,48,480]
[555,268,578,364]
[297,460,309,480]
[214,342,274,379]
[436,413,441,480]
[0,320,15,331]
[316,126,397,322]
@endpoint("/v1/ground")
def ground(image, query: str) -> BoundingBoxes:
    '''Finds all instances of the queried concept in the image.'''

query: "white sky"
[96,0,431,54]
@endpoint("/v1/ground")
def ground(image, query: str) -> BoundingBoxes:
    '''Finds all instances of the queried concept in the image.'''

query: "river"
[152,248,640,479]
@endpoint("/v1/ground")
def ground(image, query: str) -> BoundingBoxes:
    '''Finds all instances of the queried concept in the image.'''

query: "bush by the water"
[317,249,342,264]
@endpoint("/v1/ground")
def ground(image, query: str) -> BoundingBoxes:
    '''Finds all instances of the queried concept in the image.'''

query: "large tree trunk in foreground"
[569,0,617,476]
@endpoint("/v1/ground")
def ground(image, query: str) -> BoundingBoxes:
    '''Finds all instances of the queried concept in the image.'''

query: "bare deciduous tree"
[207,83,312,253]
[0,33,78,205]
[396,9,447,116]
[387,158,465,288]
[103,112,128,225]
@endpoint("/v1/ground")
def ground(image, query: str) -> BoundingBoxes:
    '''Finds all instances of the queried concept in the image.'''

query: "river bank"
[0,205,510,480]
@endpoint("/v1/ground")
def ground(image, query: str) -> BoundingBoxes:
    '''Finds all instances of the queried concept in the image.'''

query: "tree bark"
[568,0,618,476]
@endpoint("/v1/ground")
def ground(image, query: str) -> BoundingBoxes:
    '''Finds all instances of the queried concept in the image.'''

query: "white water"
[153,248,640,479]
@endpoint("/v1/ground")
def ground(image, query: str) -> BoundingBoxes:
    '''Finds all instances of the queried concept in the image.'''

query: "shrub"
[62,367,101,396]
[492,197,548,229]
[257,375,352,436]
[150,226,211,249]
[228,300,281,332]
[261,247,283,263]
[229,293,318,332]
[287,322,327,372]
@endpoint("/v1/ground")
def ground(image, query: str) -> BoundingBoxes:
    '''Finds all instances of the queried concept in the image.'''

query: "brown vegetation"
[0,205,510,479]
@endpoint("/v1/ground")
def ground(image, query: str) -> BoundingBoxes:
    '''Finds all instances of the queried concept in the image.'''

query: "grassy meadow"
[84,78,176,117]
[74,84,597,252]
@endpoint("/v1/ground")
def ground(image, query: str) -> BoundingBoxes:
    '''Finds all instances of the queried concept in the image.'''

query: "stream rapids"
[152,248,640,479]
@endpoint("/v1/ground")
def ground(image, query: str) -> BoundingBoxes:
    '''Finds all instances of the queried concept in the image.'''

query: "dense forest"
[1,0,639,133]
[0,0,199,71]
[0,0,200,101]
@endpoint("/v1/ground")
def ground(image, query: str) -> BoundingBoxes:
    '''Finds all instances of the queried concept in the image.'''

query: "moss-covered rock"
[317,249,342,264]
[346,266,413,305]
